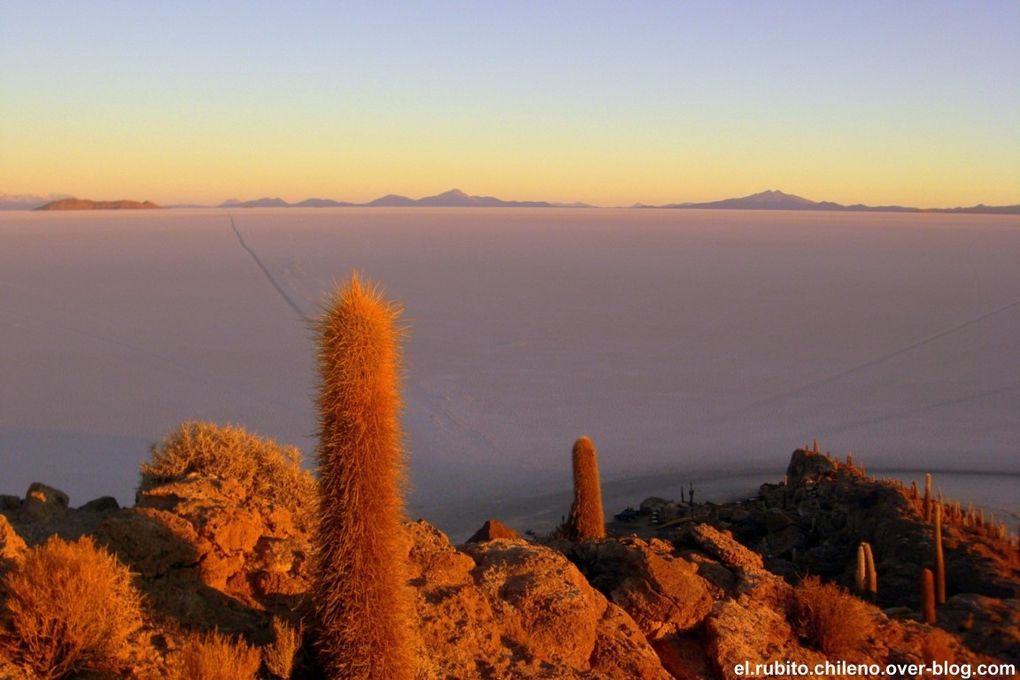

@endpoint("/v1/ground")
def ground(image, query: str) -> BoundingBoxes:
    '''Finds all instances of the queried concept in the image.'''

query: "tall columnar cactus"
[565,436,606,540]
[855,543,867,594]
[862,542,878,598]
[313,275,415,680]
[934,503,946,605]
[923,473,933,522]
[921,568,936,625]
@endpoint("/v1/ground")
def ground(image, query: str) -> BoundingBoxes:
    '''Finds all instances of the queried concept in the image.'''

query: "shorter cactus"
[855,543,867,594]
[921,568,936,625]
[934,504,946,605]
[564,436,605,541]
[862,542,877,598]
[924,473,933,522]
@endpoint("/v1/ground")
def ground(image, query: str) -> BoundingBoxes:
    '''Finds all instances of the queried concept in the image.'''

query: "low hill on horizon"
[640,189,1020,215]
[34,198,163,211]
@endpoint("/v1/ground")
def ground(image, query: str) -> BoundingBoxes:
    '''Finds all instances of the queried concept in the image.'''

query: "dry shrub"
[141,421,317,530]
[0,535,143,679]
[172,630,261,680]
[263,617,302,679]
[791,576,872,656]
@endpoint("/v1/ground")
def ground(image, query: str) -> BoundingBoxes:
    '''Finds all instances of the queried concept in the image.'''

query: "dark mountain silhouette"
[219,189,557,208]
[294,197,356,208]
[35,198,162,211]
[364,193,418,207]
[219,197,289,208]
[645,190,1020,215]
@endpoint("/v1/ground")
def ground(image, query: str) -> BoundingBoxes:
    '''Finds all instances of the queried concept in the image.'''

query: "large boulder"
[407,521,670,679]
[566,537,714,639]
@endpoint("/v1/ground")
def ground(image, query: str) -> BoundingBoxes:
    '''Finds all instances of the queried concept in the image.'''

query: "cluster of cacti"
[564,436,606,540]
[312,275,416,679]
[853,541,878,600]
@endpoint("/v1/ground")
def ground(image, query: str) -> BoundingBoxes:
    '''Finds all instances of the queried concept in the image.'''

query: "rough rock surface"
[408,521,670,679]
[565,537,714,639]
[467,518,522,543]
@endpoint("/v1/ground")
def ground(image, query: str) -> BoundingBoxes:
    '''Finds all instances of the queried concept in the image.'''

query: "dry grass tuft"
[141,421,317,530]
[314,274,417,679]
[791,576,872,656]
[263,617,303,679]
[171,630,262,680]
[565,436,606,540]
[0,535,143,679]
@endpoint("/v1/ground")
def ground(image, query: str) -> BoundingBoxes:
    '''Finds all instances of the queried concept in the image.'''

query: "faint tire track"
[718,297,1020,421]
[225,210,310,322]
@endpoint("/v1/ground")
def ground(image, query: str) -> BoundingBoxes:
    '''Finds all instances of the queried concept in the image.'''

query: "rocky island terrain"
[1,435,1016,679]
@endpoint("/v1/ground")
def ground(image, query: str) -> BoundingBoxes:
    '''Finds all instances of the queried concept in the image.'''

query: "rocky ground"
[1,448,1017,679]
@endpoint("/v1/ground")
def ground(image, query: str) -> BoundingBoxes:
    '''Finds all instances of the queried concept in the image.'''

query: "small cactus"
[564,436,605,540]
[921,568,936,625]
[934,504,946,605]
[862,542,877,598]
[855,543,867,594]
[923,473,933,522]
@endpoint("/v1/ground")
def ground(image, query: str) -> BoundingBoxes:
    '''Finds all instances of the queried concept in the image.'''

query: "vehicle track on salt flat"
[225,210,310,323]
[715,297,1020,422]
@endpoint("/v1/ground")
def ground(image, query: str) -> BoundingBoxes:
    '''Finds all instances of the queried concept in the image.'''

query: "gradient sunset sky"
[2,1,1018,208]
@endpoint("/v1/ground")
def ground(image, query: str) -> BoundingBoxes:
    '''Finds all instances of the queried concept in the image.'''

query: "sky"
[1,1,1019,208]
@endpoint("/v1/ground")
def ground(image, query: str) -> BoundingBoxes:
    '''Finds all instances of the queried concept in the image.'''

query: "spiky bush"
[564,436,606,541]
[171,630,261,680]
[140,421,317,531]
[263,618,303,679]
[0,535,143,679]
[791,576,872,656]
[313,275,416,679]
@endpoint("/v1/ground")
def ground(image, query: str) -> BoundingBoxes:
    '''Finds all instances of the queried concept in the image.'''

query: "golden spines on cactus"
[312,274,415,680]
[565,436,606,540]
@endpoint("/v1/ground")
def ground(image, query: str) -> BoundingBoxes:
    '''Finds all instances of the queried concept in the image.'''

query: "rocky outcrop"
[408,521,670,678]
[565,537,714,639]
[467,518,522,543]
[0,515,26,567]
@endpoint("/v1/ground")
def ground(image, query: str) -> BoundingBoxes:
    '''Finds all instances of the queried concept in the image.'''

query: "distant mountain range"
[5,189,1018,214]
[219,189,574,209]
[34,198,163,211]
[636,189,1020,215]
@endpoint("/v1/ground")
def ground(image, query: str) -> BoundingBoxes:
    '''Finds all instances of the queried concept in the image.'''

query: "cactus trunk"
[565,436,606,540]
[934,503,946,605]
[921,568,936,625]
[313,275,415,680]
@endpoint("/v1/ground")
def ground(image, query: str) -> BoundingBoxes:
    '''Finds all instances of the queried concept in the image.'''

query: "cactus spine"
[921,568,936,624]
[565,436,606,540]
[313,275,415,679]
